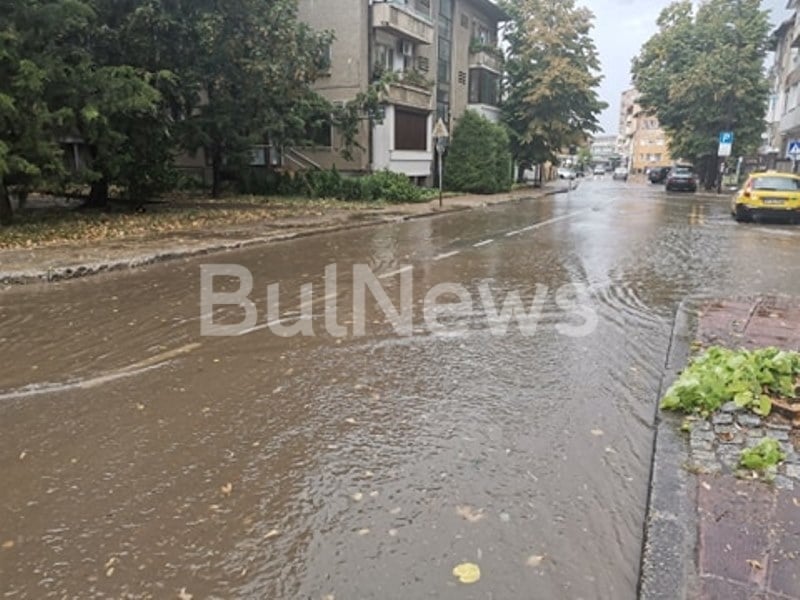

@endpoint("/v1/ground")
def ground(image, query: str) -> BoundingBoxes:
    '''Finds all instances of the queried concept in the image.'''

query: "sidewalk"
[641,297,800,600]
[0,184,564,285]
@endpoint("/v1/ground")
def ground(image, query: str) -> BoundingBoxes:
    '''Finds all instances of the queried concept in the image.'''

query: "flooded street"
[2,179,800,599]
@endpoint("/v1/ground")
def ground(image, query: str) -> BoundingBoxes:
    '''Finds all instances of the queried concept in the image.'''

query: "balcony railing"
[469,49,502,73]
[385,81,433,111]
[372,2,434,45]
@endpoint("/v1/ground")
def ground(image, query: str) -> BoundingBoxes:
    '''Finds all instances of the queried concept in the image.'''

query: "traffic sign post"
[718,131,734,158]
[432,118,450,209]
[787,140,800,173]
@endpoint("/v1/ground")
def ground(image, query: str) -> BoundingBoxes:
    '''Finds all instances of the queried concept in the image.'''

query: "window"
[461,14,469,28]
[316,43,332,73]
[395,109,428,151]
[472,22,491,44]
[753,176,800,191]
[468,69,499,105]
[374,44,395,78]
[304,113,332,147]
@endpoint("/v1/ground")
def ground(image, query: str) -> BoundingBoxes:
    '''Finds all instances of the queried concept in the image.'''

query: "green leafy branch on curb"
[661,347,800,418]
[739,438,786,472]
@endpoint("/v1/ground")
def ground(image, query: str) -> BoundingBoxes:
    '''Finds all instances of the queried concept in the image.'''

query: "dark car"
[665,165,697,192]
[649,166,671,184]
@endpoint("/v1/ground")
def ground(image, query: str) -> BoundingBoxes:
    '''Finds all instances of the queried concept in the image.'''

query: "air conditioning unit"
[399,40,414,57]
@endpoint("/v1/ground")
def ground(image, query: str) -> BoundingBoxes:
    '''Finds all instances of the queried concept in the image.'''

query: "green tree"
[501,0,607,178]
[0,0,92,224]
[632,0,770,187]
[444,111,512,194]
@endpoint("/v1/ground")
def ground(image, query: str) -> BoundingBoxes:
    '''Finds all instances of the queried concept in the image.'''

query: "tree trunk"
[86,179,109,209]
[0,181,12,226]
[211,148,222,198]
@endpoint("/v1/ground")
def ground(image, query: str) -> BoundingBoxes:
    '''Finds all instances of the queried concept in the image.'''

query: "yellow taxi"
[732,171,800,223]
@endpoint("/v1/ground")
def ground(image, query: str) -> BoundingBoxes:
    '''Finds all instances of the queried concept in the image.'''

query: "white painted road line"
[505,230,523,237]
[434,251,461,261]
[473,239,494,248]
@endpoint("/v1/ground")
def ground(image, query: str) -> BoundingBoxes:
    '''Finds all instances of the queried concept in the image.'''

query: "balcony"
[372,2,434,45]
[469,49,502,74]
[385,80,433,111]
[779,107,800,136]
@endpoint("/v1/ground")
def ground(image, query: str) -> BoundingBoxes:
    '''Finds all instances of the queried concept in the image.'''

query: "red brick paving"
[692,297,800,600]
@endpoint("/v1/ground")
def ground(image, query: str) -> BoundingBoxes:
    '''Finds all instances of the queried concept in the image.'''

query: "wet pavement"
[2,179,800,599]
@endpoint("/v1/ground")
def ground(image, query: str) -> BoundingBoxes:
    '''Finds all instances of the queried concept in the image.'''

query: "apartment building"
[618,87,671,173]
[294,0,508,181]
[769,11,799,158]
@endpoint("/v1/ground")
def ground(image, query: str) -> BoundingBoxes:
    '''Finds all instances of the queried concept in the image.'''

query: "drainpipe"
[368,1,374,173]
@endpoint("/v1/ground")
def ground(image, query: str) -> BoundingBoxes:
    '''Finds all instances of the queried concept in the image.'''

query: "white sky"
[581,0,791,133]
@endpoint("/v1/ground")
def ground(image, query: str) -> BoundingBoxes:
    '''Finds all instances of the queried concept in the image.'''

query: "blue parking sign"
[719,131,734,144]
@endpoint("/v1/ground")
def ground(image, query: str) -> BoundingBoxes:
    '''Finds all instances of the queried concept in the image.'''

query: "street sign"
[432,118,449,140]
[718,131,734,158]
[787,140,800,160]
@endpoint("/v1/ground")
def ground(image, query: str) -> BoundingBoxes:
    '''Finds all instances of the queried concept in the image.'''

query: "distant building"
[618,87,672,173]
[589,134,617,166]
[767,12,798,159]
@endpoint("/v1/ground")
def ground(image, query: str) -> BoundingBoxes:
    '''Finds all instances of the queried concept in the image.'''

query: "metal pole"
[438,148,443,208]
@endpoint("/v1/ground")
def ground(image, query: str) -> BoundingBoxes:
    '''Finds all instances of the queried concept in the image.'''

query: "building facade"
[589,134,617,167]
[295,0,508,182]
[618,88,672,173]
[768,10,799,159]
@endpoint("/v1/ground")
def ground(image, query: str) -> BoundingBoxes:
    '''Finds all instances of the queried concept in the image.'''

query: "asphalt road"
[2,178,800,599]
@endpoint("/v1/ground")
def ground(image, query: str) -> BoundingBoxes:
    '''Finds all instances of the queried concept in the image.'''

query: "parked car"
[731,171,800,223]
[593,165,606,176]
[648,166,671,184]
[612,167,629,181]
[665,165,697,192]
[557,167,576,180]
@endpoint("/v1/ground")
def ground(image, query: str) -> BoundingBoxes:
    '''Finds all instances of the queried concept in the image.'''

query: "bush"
[307,166,343,198]
[363,170,428,203]
[444,110,512,194]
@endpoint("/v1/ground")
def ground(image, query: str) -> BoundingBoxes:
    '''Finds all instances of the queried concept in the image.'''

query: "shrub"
[308,166,343,198]
[363,170,429,203]
[444,110,512,194]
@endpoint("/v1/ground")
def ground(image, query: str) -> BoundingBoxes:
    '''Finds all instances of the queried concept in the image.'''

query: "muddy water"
[2,180,800,599]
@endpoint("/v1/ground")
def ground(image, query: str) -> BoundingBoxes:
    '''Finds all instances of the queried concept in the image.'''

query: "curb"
[638,300,698,600]
[0,188,564,286]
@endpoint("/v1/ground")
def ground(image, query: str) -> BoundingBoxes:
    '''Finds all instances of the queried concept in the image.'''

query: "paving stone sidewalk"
[0,184,565,285]
[642,297,800,600]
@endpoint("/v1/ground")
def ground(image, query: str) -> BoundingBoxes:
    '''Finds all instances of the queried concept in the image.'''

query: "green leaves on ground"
[660,347,800,416]
[739,438,786,471]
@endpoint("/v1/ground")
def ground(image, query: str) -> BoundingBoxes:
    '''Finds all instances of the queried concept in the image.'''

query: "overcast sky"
[583,0,791,134]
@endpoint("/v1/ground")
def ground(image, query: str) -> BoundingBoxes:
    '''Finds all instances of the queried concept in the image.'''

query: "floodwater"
[2,179,800,599]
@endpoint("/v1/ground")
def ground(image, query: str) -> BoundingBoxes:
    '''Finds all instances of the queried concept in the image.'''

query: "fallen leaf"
[526,554,545,567]
[344,418,357,425]
[452,562,481,584]
[221,483,233,496]
[591,429,604,437]
[178,588,193,600]
[369,491,379,498]
[136,403,145,411]
[456,505,485,523]
[264,529,280,540]
[2,540,14,550]
[104,557,118,569]
[105,567,115,577]
[352,492,364,502]
[357,528,370,536]
[18,451,26,460]
[746,559,763,570]
[701,482,712,491]
[388,529,398,537]
[793,498,800,508]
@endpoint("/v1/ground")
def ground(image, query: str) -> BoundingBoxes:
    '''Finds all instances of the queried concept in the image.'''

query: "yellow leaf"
[526,554,545,567]
[452,562,481,584]
[591,429,604,437]
[456,505,485,523]
[746,559,763,570]
[220,483,233,496]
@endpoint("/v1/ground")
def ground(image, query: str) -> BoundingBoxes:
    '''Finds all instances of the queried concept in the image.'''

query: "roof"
[769,16,796,51]
[463,0,511,23]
